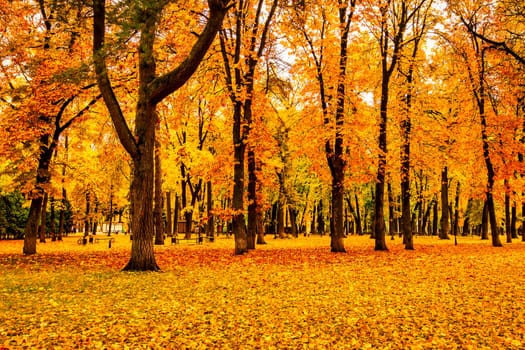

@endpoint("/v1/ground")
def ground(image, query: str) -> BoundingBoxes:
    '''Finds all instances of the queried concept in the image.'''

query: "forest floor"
[0,234,524,349]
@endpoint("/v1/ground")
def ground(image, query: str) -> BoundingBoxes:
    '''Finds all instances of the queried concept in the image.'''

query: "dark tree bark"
[154,137,164,245]
[481,200,489,240]
[374,0,417,251]
[462,198,472,236]
[295,1,357,252]
[22,2,98,254]
[206,181,215,239]
[84,191,91,238]
[387,182,395,237]
[354,194,363,235]
[166,191,172,236]
[93,0,230,270]
[173,194,180,235]
[504,184,511,243]
[399,6,429,247]
[452,182,460,236]
[219,0,277,254]
[432,198,438,236]
[460,29,502,247]
[256,210,266,244]
[39,192,48,243]
[511,203,517,239]
[317,199,325,235]
[439,167,450,240]
[50,197,56,241]
[247,148,257,249]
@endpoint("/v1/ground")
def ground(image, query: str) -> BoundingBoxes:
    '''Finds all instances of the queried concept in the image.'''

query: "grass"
[0,234,524,349]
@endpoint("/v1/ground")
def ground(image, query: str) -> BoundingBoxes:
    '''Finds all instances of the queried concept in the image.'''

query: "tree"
[290,0,358,252]
[93,0,231,270]
[396,0,433,249]
[365,0,430,251]
[0,0,99,254]
[219,0,279,254]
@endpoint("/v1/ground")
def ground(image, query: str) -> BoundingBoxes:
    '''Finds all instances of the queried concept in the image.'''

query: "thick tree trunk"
[232,101,247,254]
[94,0,228,271]
[23,197,43,255]
[330,159,346,252]
[374,71,389,251]
[256,210,266,244]
[439,167,450,240]
[289,207,298,238]
[122,101,159,271]
[481,200,489,240]
[23,133,54,254]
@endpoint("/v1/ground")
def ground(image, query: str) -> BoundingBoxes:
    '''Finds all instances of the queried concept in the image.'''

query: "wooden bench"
[94,237,115,247]
[171,235,214,244]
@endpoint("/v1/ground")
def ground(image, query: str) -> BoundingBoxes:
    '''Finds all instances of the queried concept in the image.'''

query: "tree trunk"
[310,202,317,235]
[511,203,517,239]
[432,199,438,236]
[166,191,172,236]
[317,199,325,235]
[374,64,389,251]
[522,202,525,242]
[23,133,54,254]
[154,137,164,245]
[122,101,159,271]
[439,167,450,239]
[453,182,460,236]
[503,183,511,243]
[462,198,472,236]
[330,159,346,252]
[84,191,90,237]
[93,0,228,271]
[354,194,363,235]
[289,207,298,238]
[247,148,257,249]
[481,200,489,240]
[108,187,113,236]
[39,192,48,243]
[50,197,56,241]
[387,182,395,237]
[232,101,248,254]
[256,210,266,244]
[173,194,180,235]
[206,181,214,239]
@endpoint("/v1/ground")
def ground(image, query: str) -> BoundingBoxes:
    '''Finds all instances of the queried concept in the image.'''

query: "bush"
[0,191,29,239]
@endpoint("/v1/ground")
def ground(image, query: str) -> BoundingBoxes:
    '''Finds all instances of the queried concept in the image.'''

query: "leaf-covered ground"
[1,235,524,349]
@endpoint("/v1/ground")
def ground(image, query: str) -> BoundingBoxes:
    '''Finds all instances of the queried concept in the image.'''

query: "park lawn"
[0,235,524,349]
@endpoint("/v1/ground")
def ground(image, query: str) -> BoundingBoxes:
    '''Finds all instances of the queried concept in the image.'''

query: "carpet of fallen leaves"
[1,235,524,349]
